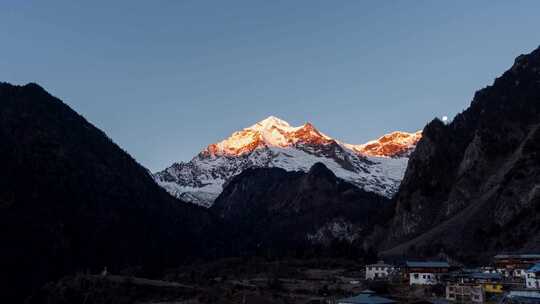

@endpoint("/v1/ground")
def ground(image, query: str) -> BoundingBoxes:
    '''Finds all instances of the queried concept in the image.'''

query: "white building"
[526,263,540,289]
[446,283,485,303]
[365,261,395,280]
[514,268,529,279]
[406,261,450,285]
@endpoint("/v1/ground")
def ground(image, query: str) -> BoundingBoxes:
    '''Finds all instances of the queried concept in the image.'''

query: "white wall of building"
[365,265,394,280]
[514,268,528,278]
[409,272,440,285]
[526,272,540,289]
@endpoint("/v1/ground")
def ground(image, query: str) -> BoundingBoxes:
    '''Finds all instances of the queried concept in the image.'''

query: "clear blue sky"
[2,1,540,171]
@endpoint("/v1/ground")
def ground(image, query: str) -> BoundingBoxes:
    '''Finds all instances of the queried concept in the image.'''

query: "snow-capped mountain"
[154,116,421,207]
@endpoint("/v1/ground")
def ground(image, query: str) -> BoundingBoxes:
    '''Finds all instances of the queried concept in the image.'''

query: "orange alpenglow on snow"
[203,116,421,158]
[350,131,423,157]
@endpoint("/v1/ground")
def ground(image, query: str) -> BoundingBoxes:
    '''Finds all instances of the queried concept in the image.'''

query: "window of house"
[414,274,419,279]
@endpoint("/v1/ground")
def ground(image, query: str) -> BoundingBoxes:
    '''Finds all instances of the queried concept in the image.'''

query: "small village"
[349,254,540,304]
[44,253,540,304]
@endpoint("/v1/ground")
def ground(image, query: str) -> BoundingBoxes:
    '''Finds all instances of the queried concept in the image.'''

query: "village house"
[446,282,484,303]
[443,270,505,303]
[494,254,540,279]
[445,271,504,294]
[365,261,395,280]
[471,273,504,294]
[406,261,450,285]
[526,263,540,289]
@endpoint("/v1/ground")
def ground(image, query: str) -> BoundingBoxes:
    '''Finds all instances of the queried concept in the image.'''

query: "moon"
[442,116,448,123]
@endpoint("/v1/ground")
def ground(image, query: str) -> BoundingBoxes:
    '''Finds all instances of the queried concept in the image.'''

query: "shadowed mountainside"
[0,83,222,302]
[212,163,392,257]
[384,46,540,261]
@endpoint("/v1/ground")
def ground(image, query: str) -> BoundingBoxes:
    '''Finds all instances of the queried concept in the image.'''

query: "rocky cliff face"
[212,163,392,256]
[385,46,540,260]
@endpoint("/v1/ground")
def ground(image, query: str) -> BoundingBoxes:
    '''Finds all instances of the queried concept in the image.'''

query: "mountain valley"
[2,46,540,303]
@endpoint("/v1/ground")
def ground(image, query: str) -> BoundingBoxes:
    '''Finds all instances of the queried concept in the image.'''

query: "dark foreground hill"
[212,163,391,258]
[0,83,220,302]
[384,46,540,261]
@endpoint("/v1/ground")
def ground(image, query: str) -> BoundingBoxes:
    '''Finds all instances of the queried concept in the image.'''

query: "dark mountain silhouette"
[0,83,220,302]
[212,163,391,257]
[383,46,540,262]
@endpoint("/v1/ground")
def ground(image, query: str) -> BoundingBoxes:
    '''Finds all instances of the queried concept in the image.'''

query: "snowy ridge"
[346,130,422,157]
[154,116,421,207]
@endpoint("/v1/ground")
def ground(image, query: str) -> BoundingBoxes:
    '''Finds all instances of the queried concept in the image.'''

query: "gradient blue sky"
[2,1,540,171]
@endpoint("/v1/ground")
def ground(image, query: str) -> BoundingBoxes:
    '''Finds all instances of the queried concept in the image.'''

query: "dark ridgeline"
[384,46,540,261]
[0,83,222,302]
[212,163,391,259]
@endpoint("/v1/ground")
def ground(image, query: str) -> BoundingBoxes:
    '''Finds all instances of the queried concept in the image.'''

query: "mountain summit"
[154,116,421,207]
[204,116,334,157]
